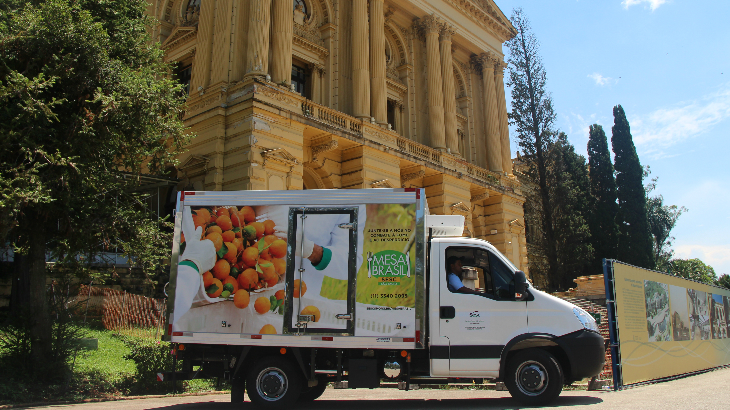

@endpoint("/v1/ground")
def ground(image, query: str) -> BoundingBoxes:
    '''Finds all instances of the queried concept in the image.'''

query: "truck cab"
[427,222,605,403]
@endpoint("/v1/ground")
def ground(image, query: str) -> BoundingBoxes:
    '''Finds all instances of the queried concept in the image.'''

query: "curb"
[0,391,229,409]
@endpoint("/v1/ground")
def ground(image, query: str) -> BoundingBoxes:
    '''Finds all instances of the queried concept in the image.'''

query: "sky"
[494,0,730,275]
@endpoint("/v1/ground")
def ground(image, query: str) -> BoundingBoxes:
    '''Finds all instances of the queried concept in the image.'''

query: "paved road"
[17,367,730,410]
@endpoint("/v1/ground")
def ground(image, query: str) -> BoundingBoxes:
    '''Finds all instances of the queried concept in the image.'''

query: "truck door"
[436,244,528,377]
[283,207,359,335]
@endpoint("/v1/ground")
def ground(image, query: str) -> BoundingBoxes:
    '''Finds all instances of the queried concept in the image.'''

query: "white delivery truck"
[162,188,604,407]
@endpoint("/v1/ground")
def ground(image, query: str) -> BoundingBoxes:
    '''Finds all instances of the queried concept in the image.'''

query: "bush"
[121,335,181,393]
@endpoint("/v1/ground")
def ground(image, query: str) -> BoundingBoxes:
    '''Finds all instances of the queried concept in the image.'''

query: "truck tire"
[505,349,563,406]
[246,357,302,409]
[298,380,328,402]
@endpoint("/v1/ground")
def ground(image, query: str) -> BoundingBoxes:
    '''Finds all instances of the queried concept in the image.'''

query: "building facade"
[147,0,528,273]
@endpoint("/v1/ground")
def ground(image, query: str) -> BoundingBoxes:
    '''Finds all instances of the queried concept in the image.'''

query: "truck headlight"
[573,307,599,333]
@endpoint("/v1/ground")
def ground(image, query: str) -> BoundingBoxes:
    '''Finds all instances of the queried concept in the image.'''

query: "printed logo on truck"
[367,250,411,285]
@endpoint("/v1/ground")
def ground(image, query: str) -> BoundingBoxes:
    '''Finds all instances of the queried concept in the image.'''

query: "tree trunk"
[536,157,559,291]
[10,253,31,318]
[28,220,52,368]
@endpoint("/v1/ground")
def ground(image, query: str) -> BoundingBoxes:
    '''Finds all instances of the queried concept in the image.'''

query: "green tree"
[549,133,593,290]
[611,105,654,269]
[717,274,730,290]
[668,258,717,286]
[645,174,687,272]
[507,8,560,288]
[0,0,188,377]
[586,124,619,273]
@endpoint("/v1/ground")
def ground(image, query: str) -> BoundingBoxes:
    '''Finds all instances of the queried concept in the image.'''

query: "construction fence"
[76,284,167,339]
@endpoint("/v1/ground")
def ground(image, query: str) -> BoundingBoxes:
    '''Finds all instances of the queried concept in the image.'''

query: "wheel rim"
[256,366,289,402]
[515,360,548,396]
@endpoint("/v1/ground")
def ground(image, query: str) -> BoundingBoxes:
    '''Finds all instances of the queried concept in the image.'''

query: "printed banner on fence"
[611,261,730,385]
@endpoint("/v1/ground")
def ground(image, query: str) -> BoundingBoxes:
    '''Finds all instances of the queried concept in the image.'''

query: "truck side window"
[489,253,515,300]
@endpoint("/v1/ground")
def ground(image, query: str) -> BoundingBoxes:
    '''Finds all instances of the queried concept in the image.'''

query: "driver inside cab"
[446,256,482,295]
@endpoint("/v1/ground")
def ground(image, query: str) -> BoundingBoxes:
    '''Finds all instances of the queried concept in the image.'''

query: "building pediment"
[162,26,197,51]
[261,148,300,167]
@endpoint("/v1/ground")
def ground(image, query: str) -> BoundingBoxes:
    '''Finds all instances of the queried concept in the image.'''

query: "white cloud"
[622,0,668,11]
[629,84,730,157]
[674,244,730,275]
[588,73,615,86]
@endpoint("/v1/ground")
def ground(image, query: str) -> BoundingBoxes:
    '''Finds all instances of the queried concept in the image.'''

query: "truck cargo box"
[166,189,427,349]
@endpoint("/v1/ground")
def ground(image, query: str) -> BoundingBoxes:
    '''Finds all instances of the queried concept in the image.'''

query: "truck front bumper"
[555,329,606,382]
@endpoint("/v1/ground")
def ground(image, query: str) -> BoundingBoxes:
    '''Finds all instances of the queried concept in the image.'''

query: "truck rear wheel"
[505,349,563,406]
[246,357,302,408]
[298,380,327,402]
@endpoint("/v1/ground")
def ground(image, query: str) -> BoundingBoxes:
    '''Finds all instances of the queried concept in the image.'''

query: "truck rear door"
[284,207,359,335]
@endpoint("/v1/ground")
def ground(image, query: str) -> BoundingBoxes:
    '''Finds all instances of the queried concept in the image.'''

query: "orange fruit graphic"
[240,206,256,223]
[207,278,223,298]
[238,268,259,291]
[223,242,237,264]
[293,279,306,298]
[259,324,276,334]
[263,220,276,235]
[275,289,285,300]
[205,232,223,252]
[272,258,286,276]
[202,271,214,288]
[212,259,230,280]
[223,276,239,293]
[216,215,232,231]
[241,246,259,268]
[249,222,265,239]
[233,289,250,309]
[221,230,235,243]
[269,239,287,259]
[254,297,271,314]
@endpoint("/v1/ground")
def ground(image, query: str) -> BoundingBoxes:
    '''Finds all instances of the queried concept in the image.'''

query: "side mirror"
[514,271,528,301]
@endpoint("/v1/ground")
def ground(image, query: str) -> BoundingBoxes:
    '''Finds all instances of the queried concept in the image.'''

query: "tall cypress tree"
[550,133,593,290]
[611,105,654,269]
[587,124,619,272]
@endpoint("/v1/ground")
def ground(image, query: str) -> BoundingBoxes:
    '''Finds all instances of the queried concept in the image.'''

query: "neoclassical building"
[147,0,528,273]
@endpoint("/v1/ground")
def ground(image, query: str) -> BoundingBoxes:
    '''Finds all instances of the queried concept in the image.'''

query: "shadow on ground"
[140,395,603,410]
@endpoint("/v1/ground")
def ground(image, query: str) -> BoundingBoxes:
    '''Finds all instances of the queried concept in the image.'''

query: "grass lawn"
[0,326,227,405]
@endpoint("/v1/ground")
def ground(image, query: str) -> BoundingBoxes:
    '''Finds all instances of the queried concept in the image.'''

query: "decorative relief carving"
[185,92,222,113]
[451,202,472,215]
[471,192,490,202]
[363,126,398,145]
[400,170,425,187]
[293,34,329,59]
[311,139,338,160]
[261,148,300,168]
[421,15,442,34]
[294,22,323,46]
[443,0,516,41]
[254,85,300,108]
[371,179,395,188]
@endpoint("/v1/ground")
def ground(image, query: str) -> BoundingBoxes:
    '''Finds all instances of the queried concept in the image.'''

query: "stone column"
[244,0,271,79]
[189,0,215,91]
[370,0,387,125]
[423,16,446,151]
[495,61,512,174]
[440,25,459,155]
[270,0,294,84]
[352,0,370,119]
[481,53,503,173]
[310,64,324,103]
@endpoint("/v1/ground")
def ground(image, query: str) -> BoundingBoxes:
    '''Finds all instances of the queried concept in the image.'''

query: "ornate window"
[183,0,200,25]
[291,64,307,96]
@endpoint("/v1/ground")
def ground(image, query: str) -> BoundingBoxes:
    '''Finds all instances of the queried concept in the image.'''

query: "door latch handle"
[439,306,455,319]
[335,314,352,320]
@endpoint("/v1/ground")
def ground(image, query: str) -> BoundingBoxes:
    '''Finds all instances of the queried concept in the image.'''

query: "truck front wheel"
[505,349,563,405]
[246,357,302,408]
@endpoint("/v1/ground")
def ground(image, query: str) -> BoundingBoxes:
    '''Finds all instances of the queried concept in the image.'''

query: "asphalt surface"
[14,367,730,410]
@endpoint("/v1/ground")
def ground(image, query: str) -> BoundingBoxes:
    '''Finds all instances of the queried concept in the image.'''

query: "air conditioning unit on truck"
[161,188,604,407]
